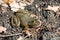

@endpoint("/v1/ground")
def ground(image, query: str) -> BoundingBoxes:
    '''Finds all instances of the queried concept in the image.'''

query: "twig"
[0,33,23,37]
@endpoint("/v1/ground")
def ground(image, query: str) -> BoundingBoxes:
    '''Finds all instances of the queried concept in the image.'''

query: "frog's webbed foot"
[22,28,36,39]
[22,27,32,36]
[22,29,32,37]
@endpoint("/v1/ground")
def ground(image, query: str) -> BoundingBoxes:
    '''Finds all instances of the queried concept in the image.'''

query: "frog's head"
[29,16,41,28]
[32,19,41,27]
[29,14,41,27]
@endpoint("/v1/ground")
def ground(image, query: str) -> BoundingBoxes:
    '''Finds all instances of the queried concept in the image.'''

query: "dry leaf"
[0,26,7,33]
[9,0,26,11]
[10,2,20,12]
[45,5,59,12]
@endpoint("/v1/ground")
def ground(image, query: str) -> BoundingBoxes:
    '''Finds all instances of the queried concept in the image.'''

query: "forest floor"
[0,0,60,40]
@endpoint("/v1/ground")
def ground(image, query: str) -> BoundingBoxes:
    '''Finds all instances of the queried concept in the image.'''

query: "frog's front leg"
[11,16,20,28]
[21,21,29,30]
[21,20,30,35]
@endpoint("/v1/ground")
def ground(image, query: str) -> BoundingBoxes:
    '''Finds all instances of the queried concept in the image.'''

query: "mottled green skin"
[11,9,40,30]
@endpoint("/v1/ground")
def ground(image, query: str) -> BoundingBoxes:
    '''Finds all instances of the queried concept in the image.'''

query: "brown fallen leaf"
[3,0,13,4]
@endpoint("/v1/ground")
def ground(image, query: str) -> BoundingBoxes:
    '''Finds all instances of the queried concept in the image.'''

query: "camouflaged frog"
[11,9,41,30]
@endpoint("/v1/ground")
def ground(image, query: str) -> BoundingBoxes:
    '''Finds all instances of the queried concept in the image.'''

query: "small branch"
[0,33,23,37]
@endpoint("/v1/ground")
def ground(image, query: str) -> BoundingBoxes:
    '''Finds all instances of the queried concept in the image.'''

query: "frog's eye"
[31,21,34,23]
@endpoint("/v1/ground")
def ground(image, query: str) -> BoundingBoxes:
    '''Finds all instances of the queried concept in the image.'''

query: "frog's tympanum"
[11,9,41,32]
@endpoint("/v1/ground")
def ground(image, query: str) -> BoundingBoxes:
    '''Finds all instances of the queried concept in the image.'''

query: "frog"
[11,9,41,33]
